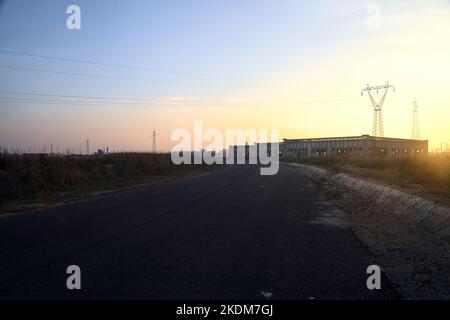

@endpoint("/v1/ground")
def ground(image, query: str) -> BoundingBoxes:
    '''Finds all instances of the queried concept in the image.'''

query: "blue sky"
[0,0,343,97]
[0,0,448,152]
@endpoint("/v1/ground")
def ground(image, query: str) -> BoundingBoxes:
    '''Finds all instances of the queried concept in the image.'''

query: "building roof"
[283,135,428,143]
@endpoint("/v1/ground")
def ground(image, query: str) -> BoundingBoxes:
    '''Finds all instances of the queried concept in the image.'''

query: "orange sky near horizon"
[0,0,449,153]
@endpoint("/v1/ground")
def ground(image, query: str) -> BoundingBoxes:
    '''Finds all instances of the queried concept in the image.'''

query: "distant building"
[283,135,428,158]
[228,142,283,162]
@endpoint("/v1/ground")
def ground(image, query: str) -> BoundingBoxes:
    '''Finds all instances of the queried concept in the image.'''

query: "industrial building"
[282,135,428,158]
[228,142,278,161]
[228,82,428,159]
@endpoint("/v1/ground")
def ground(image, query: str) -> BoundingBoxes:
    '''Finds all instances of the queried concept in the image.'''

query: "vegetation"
[0,152,217,207]
[285,154,450,199]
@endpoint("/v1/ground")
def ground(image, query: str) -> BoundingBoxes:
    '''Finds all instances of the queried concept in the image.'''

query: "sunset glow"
[0,0,448,152]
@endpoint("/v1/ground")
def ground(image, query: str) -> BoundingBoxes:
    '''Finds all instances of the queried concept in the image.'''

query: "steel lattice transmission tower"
[411,98,420,140]
[361,82,395,137]
[151,130,157,153]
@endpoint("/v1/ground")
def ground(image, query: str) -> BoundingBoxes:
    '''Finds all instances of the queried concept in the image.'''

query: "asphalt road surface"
[0,163,398,299]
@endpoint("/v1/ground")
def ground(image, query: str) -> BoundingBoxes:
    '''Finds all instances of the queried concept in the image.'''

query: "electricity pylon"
[152,130,156,153]
[361,82,395,137]
[411,98,420,140]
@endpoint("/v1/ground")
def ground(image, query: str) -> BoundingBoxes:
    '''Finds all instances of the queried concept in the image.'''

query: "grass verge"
[283,154,450,201]
[0,152,219,213]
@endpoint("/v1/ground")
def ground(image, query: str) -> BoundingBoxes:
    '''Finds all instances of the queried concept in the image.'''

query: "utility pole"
[86,139,90,155]
[361,82,395,137]
[152,130,157,153]
[411,98,420,140]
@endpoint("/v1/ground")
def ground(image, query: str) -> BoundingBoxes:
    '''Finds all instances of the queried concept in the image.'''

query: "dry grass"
[285,154,450,199]
[0,152,216,205]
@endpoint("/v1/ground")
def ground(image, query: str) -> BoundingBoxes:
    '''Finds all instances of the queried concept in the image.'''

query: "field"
[284,154,450,200]
[0,152,217,212]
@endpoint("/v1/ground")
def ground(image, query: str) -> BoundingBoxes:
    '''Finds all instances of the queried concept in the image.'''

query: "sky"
[0,0,449,152]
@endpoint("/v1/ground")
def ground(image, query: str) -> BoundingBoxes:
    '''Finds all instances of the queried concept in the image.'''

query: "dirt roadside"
[290,163,450,299]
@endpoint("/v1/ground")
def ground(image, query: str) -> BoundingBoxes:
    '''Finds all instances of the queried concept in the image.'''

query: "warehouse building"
[282,135,428,158]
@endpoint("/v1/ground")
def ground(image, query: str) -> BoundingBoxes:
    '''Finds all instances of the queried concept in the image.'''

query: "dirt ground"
[291,163,450,299]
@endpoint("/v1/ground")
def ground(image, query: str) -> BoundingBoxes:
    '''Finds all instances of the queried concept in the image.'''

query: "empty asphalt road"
[0,163,398,299]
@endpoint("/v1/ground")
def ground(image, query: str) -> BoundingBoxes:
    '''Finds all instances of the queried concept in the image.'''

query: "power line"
[0,90,280,104]
[0,97,146,106]
[0,65,298,89]
[0,98,127,107]
[0,90,160,102]
[0,97,201,108]
[0,48,304,85]
[0,97,357,108]
[0,92,359,107]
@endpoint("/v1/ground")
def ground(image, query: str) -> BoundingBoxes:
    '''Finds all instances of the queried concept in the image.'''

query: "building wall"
[283,135,428,158]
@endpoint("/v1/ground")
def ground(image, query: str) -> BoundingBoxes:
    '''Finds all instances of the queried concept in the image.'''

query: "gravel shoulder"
[290,163,450,299]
